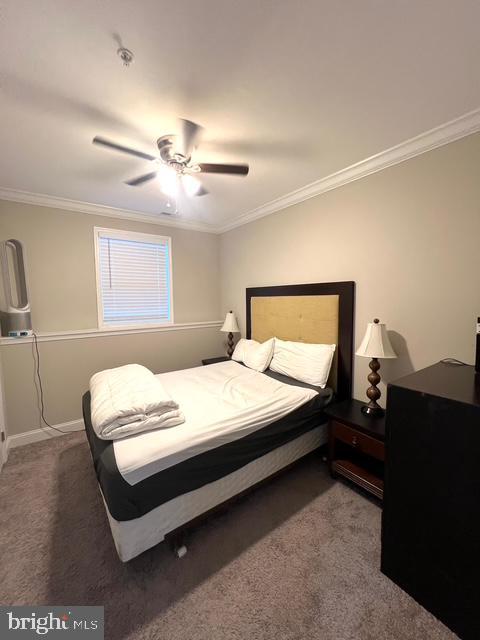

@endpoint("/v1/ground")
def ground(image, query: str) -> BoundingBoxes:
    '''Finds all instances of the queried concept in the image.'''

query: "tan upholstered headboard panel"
[246,282,355,399]
[251,295,339,344]
[251,295,339,389]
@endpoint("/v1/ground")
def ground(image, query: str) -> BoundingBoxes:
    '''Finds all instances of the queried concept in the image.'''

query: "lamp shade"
[220,310,239,333]
[356,319,397,359]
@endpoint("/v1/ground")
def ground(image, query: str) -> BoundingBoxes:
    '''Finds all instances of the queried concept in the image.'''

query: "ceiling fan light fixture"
[158,165,179,198]
[182,174,202,197]
[93,117,249,198]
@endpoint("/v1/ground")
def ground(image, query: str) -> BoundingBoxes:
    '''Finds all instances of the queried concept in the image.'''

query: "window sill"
[99,321,175,331]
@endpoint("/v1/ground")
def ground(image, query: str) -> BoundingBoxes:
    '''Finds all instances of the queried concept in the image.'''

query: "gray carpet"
[0,433,457,640]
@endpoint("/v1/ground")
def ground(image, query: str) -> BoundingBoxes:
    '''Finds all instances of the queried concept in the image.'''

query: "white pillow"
[231,338,274,373]
[244,338,274,372]
[270,338,336,388]
[231,338,249,363]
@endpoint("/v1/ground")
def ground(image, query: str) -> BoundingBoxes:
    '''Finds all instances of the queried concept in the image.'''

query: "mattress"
[113,360,323,484]
[83,364,332,523]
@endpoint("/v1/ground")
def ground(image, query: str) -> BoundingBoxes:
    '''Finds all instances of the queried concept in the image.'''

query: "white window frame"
[94,227,174,330]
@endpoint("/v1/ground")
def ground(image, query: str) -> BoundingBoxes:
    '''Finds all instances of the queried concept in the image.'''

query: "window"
[94,228,173,328]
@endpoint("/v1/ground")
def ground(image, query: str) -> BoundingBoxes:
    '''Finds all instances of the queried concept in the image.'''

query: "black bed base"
[83,386,330,523]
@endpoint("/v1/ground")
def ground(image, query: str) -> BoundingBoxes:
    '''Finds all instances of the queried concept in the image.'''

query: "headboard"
[246,282,355,401]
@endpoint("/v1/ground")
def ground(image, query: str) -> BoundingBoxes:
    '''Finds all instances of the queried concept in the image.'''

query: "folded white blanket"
[89,364,185,440]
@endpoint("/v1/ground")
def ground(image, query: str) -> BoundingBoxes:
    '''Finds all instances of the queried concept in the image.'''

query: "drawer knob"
[352,436,358,446]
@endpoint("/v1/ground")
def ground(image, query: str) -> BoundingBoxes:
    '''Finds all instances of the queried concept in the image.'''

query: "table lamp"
[221,310,239,358]
[356,318,397,416]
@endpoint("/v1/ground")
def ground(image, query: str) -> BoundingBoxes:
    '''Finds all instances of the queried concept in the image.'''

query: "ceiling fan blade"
[198,163,249,176]
[178,119,203,159]
[93,136,157,161]
[125,171,158,186]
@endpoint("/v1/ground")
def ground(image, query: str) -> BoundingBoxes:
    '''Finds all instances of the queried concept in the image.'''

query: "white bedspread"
[113,360,317,485]
[90,364,185,440]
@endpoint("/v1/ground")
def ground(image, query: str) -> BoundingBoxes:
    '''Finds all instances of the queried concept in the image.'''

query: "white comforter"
[113,360,318,485]
[90,364,185,440]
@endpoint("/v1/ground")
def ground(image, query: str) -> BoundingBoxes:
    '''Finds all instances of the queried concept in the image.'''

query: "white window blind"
[95,228,173,327]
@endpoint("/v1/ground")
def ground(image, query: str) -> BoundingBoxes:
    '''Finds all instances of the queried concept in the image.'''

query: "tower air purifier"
[1,239,33,337]
[476,317,480,374]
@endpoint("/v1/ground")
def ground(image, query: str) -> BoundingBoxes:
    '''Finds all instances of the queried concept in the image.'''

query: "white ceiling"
[1,0,480,231]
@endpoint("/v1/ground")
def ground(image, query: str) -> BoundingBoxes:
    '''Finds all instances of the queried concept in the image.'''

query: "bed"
[83,281,355,561]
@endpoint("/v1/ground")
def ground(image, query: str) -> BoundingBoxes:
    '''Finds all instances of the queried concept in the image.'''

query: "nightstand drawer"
[332,421,385,461]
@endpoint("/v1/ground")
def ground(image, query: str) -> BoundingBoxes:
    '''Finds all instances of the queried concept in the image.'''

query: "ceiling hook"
[117,47,134,67]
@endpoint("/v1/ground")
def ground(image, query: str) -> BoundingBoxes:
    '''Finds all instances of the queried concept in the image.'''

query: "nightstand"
[324,399,385,500]
[201,356,230,366]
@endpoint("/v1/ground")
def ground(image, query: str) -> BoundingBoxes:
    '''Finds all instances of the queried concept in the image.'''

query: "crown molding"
[2,108,480,235]
[218,107,480,233]
[0,188,217,234]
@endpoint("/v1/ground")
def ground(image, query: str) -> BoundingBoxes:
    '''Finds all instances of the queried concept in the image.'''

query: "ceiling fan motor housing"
[157,135,185,164]
[93,118,249,194]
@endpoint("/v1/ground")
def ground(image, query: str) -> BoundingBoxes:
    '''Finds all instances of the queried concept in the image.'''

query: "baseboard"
[6,418,84,451]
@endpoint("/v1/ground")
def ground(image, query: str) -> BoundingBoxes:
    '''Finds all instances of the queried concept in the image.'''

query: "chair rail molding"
[0,320,223,345]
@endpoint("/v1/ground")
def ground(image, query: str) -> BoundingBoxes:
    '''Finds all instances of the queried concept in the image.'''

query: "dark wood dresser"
[382,362,480,640]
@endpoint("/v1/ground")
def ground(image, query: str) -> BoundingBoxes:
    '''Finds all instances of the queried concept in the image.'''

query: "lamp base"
[361,403,385,417]
[226,332,234,358]
[362,357,385,418]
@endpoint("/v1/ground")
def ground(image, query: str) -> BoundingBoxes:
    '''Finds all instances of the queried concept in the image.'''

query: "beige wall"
[0,201,220,330]
[0,203,224,435]
[220,133,480,405]
[2,329,223,435]
[3,132,480,436]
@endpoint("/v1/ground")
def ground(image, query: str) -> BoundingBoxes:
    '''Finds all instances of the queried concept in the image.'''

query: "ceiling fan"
[92,118,249,198]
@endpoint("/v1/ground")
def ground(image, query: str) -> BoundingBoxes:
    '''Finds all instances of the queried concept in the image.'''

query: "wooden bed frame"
[246,281,355,401]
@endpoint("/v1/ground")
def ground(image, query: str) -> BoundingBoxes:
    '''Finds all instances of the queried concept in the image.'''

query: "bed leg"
[169,532,188,558]
[175,544,188,558]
